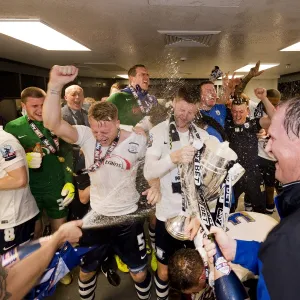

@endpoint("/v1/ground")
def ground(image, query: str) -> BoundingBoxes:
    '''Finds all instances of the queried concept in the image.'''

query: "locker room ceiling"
[0,0,300,79]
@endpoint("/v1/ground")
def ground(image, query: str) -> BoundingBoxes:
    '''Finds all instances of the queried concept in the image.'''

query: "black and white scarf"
[168,114,202,211]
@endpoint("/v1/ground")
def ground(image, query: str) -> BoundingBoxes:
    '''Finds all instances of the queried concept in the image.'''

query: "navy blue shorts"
[155,218,194,266]
[0,215,37,255]
[80,221,147,273]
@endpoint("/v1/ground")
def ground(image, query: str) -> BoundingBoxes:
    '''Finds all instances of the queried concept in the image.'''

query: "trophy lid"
[205,139,237,161]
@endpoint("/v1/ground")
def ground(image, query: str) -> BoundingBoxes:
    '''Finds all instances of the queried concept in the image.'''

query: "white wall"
[243,79,278,102]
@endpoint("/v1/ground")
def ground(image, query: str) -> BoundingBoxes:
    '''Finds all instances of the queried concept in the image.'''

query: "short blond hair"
[88,102,118,121]
[21,87,46,103]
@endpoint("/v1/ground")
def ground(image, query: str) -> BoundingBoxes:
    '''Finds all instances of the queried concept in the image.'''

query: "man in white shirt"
[42,65,160,300]
[144,86,215,300]
[0,126,39,254]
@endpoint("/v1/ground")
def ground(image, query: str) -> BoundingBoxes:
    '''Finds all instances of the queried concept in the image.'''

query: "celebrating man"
[204,97,300,300]
[5,87,74,237]
[42,65,160,300]
[144,86,218,300]
[107,64,157,126]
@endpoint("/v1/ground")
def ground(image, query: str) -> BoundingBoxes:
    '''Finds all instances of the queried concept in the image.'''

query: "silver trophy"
[165,139,245,240]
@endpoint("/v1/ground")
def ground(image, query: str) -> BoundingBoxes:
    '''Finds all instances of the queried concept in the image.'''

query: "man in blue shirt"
[199,80,229,128]
[204,97,300,300]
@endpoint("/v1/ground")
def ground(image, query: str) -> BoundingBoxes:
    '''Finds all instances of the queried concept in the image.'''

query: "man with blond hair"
[42,65,161,300]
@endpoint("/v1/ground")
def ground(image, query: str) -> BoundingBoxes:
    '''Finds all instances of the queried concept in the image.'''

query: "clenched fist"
[49,65,79,88]
[254,87,267,101]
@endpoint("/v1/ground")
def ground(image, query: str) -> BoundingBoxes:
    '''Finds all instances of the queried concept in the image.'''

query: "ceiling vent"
[149,0,243,7]
[158,30,220,47]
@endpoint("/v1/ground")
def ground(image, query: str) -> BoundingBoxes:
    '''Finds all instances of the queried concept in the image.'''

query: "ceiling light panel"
[280,42,300,51]
[0,19,90,51]
[117,74,129,79]
[235,64,279,72]
[149,0,243,7]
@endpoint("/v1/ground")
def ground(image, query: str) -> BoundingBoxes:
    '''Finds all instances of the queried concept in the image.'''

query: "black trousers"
[232,168,266,213]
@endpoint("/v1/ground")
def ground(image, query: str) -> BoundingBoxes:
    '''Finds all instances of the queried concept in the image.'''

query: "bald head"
[64,85,84,111]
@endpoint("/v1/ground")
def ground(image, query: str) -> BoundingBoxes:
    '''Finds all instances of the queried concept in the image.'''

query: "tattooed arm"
[0,220,82,300]
[234,61,264,98]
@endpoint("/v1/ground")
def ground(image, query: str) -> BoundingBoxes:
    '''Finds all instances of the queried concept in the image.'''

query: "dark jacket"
[61,105,89,126]
[233,181,300,300]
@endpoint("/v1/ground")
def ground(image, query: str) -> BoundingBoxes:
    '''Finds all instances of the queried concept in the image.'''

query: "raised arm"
[254,88,276,129]
[43,65,80,144]
[234,61,264,98]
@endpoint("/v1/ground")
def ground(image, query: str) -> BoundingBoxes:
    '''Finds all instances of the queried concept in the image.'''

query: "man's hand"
[54,220,83,247]
[185,216,201,240]
[170,145,196,164]
[249,61,264,78]
[49,65,78,88]
[222,72,242,97]
[203,226,237,264]
[26,152,42,168]
[142,185,161,205]
[61,182,75,206]
[257,128,267,139]
[254,87,267,101]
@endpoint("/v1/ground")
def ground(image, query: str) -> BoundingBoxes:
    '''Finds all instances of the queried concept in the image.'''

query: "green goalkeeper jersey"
[5,116,73,193]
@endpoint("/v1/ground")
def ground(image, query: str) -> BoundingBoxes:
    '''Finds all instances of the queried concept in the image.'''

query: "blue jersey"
[206,125,223,142]
[201,104,227,128]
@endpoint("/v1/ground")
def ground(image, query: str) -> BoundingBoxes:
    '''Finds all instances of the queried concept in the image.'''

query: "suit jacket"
[61,105,89,126]
[61,105,89,171]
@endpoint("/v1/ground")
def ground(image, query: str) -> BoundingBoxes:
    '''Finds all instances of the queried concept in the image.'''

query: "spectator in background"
[62,85,89,127]
[109,82,127,96]
[83,97,96,111]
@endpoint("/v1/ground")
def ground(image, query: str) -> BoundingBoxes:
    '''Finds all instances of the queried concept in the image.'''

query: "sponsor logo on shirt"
[0,144,16,161]
[105,154,131,170]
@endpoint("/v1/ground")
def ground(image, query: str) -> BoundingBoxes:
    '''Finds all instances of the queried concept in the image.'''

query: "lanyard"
[77,129,120,175]
[27,117,59,154]
[129,85,153,114]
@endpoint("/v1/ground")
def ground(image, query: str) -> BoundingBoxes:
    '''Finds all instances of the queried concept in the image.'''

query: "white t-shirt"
[0,128,39,229]
[75,126,147,216]
[146,120,212,221]
[248,100,258,119]
[257,112,276,161]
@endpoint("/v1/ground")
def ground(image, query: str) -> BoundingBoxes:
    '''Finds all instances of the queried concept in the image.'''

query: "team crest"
[215,110,221,116]
[244,122,249,129]
[128,142,139,154]
[0,144,16,161]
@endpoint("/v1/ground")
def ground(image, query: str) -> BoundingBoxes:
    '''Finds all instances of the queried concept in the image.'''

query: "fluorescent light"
[235,63,279,72]
[0,19,90,51]
[117,74,129,79]
[281,42,300,51]
[217,75,244,79]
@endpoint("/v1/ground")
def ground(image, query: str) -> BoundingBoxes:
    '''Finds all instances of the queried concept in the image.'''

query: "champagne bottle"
[212,240,249,300]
